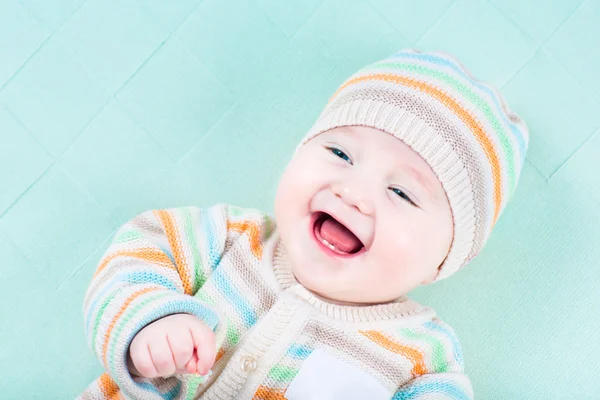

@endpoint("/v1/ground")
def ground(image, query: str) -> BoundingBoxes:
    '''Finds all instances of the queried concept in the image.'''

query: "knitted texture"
[78,205,473,399]
[300,48,530,282]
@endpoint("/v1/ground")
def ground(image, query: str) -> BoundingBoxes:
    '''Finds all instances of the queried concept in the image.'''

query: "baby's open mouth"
[312,212,365,255]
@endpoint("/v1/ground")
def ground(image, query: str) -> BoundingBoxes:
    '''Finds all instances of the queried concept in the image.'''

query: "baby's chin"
[292,269,399,306]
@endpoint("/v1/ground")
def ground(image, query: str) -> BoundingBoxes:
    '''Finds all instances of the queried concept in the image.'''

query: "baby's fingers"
[184,352,199,374]
[129,338,159,378]
[166,330,194,372]
[149,336,177,377]
[189,322,217,375]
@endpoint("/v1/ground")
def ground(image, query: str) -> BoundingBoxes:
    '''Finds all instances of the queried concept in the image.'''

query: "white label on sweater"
[285,348,389,400]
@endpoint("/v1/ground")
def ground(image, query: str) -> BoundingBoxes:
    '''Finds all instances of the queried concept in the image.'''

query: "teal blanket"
[0,0,598,398]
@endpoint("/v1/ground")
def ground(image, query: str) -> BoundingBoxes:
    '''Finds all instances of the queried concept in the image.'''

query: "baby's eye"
[390,187,417,207]
[327,147,353,165]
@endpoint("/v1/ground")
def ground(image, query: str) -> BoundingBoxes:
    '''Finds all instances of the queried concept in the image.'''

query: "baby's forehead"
[318,126,418,160]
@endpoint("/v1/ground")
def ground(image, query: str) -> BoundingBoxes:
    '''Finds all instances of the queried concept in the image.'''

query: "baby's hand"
[127,313,216,378]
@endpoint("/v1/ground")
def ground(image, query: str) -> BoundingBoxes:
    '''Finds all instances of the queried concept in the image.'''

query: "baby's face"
[274,126,453,304]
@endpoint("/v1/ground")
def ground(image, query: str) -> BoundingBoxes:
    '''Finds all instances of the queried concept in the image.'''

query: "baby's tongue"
[319,216,362,254]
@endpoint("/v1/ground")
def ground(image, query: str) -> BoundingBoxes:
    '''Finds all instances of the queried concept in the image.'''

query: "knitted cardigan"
[78,204,474,400]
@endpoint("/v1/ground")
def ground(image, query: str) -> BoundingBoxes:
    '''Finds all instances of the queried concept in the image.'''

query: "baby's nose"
[331,183,374,215]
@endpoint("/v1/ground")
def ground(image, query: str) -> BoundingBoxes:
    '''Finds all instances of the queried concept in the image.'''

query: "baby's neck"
[307,287,395,307]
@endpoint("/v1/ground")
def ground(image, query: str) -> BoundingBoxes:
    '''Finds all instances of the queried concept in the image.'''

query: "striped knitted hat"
[300,48,529,282]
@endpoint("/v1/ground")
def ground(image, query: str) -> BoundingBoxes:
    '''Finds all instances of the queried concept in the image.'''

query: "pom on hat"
[300,48,529,282]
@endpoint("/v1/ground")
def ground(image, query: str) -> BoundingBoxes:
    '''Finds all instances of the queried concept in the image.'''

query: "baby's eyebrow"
[403,166,437,203]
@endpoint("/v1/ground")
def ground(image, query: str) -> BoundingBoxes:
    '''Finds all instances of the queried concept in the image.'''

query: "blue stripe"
[423,321,464,366]
[286,344,313,359]
[202,208,222,269]
[85,284,123,341]
[162,248,175,266]
[124,271,179,291]
[212,267,257,327]
[137,381,181,400]
[84,271,180,338]
[393,379,471,400]
[388,50,527,166]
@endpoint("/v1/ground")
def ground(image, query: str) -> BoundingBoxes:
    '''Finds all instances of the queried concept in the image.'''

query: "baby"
[78,48,528,400]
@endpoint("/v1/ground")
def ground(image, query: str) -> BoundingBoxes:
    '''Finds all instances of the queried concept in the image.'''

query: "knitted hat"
[299,48,529,282]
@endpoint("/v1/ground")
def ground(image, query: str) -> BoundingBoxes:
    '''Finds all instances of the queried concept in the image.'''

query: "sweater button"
[240,355,257,372]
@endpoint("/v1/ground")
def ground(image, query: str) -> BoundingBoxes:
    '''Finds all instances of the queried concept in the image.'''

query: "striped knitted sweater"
[78,204,474,400]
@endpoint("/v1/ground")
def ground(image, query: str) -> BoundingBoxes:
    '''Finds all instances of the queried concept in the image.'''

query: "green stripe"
[90,289,120,354]
[195,291,238,344]
[364,62,517,195]
[195,289,213,304]
[195,290,241,346]
[228,205,244,217]
[181,207,206,291]
[193,292,241,366]
[264,215,275,239]
[226,322,240,347]
[185,375,209,400]
[107,291,172,378]
[114,230,143,244]
[267,365,299,382]
[399,328,449,373]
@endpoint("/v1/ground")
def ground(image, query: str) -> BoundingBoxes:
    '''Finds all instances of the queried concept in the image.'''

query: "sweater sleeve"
[82,204,232,400]
[391,372,474,399]
[390,318,474,399]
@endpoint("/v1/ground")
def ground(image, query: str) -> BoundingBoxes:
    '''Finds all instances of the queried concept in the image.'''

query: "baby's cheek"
[377,235,422,273]
[380,214,422,247]
[376,250,409,280]
[379,264,403,282]
[380,229,413,260]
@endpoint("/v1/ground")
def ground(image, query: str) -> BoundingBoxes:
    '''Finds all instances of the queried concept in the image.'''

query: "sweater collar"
[265,232,435,324]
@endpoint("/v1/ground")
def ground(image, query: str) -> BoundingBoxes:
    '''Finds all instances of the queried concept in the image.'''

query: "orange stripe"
[101,286,161,366]
[360,330,428,378]
[155,210,193,295]
[93,248,176,278]
[98,373,120,398]
[227,221,263,259]
[331,73,503,225]
[215,347,226,363]
[253,386,287,400]
[110,391,122,400]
